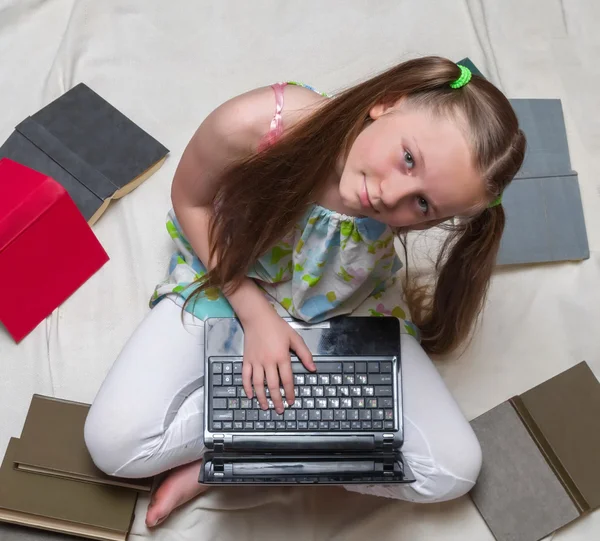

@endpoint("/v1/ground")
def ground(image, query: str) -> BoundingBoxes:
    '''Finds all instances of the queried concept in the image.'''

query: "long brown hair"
[185,56,526,355]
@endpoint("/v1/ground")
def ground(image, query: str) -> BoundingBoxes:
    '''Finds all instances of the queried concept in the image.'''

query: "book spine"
[16,118,118,201]
[509,396,589,514]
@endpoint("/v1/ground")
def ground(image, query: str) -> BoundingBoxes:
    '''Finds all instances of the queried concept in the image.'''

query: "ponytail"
[405,206,505,355]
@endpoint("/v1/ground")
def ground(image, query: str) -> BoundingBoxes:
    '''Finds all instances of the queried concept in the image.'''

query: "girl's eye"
[404,150,415,169]
[417,197,429,215]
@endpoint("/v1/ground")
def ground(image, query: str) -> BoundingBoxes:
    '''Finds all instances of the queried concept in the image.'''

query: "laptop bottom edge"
[199,451,416,485]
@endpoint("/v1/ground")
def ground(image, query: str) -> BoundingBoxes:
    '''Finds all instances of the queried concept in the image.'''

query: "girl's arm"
[170,90,315,414]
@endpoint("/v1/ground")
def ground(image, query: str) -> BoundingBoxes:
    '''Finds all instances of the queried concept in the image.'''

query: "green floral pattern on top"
[150,205,420,340]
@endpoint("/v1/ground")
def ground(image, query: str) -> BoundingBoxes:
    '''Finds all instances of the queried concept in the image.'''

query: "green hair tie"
[488,194,503,208]
[450,64,472,89]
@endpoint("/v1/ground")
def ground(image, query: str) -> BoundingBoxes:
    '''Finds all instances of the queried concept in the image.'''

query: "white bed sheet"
[1,1,599,539]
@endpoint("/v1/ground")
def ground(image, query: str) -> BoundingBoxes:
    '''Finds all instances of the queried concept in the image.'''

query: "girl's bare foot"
[145,459,209,528]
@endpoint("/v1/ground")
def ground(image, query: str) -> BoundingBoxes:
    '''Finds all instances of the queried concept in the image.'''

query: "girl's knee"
[409,428,482,503]
[84,400,145,478]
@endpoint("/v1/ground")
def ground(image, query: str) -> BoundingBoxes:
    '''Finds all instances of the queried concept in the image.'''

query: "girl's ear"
[369,103,388,120]
[369,98,405,120]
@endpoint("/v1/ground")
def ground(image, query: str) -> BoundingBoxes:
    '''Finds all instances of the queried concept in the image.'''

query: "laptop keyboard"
[209,359,396,432]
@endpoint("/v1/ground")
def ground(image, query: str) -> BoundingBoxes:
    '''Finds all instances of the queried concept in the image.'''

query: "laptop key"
[369,374,393,385]
[368,362,380,373]
[356,374,368,385]
[213,422,222,430]
[255,422,265,430]
[213,398,227,409]
[223,422,233,430]
[375,386,393,397]
[284,410,296,421]
[353,398,365,408]
[330,421,340,430]
[316,398,327,409]
[297,410,309,421]
[362,421,372,429]
[228,398,239,409]
[272,411,283,421]
[276,421,286,430]
[384,421,394,429]
[300,386,311,397]
[328,398,340,408]
[381,362,393,373]
[338,386,349,396]
[259,410,271,421]
[233,375,243,386]
[326,386,337,396]
[223,375,233,385]
[367,399,378,408]
[355,362,367,373]
[233,362,243,374]
[359,409,371,420]
[373,410,384,420]
[214,387,237,397]
[385,410,394,420]
[343,375,355,385]
[318,374,330,385]
[309,410,322,421]
[334,410,346,421]
[213,375,222,386]
[373,421,383,429]
[341,398,352,408]
[340,421,351,430]
[347,410,359,421]
[313,386,324,397]
[240,398,252,409]
[306,375,318,385]
[363,386,374,396]
[212,363,223,374]
[303,398,315,409]
[351,421,361,430]
[286,421,297,429]
[239,388,247,397]
[343,362,355,373]
[246,410,259,421]
[322,410,334,421]
[331,374,343,385]
[307,421,318,430]
[298,421,308,429]
[234,410,246,421]
[319,421,329,430]
[351,387,362,396]
[293,399,302,409]
[315,362,342,373]
[265,421,275,430]
[378,398,393,408]
[213,410,233,421]
[244,422,254,430]
[223,363,233,374]
[233,421,243,430]
[294,375,305,385]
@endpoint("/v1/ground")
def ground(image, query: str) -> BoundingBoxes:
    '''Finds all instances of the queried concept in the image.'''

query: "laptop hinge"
[213,434,225,453]
[383,433,395,476]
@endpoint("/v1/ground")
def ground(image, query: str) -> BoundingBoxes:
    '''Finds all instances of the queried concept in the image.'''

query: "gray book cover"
[456,58,589,266]
[0,83,169,225]
[470,401,580,541]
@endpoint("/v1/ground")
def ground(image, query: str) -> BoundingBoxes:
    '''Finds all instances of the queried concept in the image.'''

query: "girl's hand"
[241,308,316,414]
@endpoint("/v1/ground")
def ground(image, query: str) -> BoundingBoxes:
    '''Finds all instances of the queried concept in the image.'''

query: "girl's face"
[338,102,487,228]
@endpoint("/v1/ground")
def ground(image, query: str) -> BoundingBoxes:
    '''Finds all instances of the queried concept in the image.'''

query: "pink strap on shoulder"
[258,82,287,151]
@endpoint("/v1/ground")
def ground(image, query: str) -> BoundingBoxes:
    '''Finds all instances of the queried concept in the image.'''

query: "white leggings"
[84,297,482,503]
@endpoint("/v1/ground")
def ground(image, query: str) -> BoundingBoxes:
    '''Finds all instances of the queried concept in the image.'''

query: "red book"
[0,158,109,342]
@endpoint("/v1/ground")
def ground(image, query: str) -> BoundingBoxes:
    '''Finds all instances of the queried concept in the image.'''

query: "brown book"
[0,438,137,541]
[470,361,600,541]
[14,395,152,493]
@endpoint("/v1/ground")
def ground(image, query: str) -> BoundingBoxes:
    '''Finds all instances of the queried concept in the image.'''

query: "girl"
[84,56,526,528]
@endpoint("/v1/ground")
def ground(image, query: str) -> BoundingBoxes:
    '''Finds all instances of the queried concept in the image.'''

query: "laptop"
[199,316,416,486]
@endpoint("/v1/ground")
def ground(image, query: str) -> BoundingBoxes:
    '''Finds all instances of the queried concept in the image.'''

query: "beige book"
[14,394,152,493]
[0,438,137,541]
